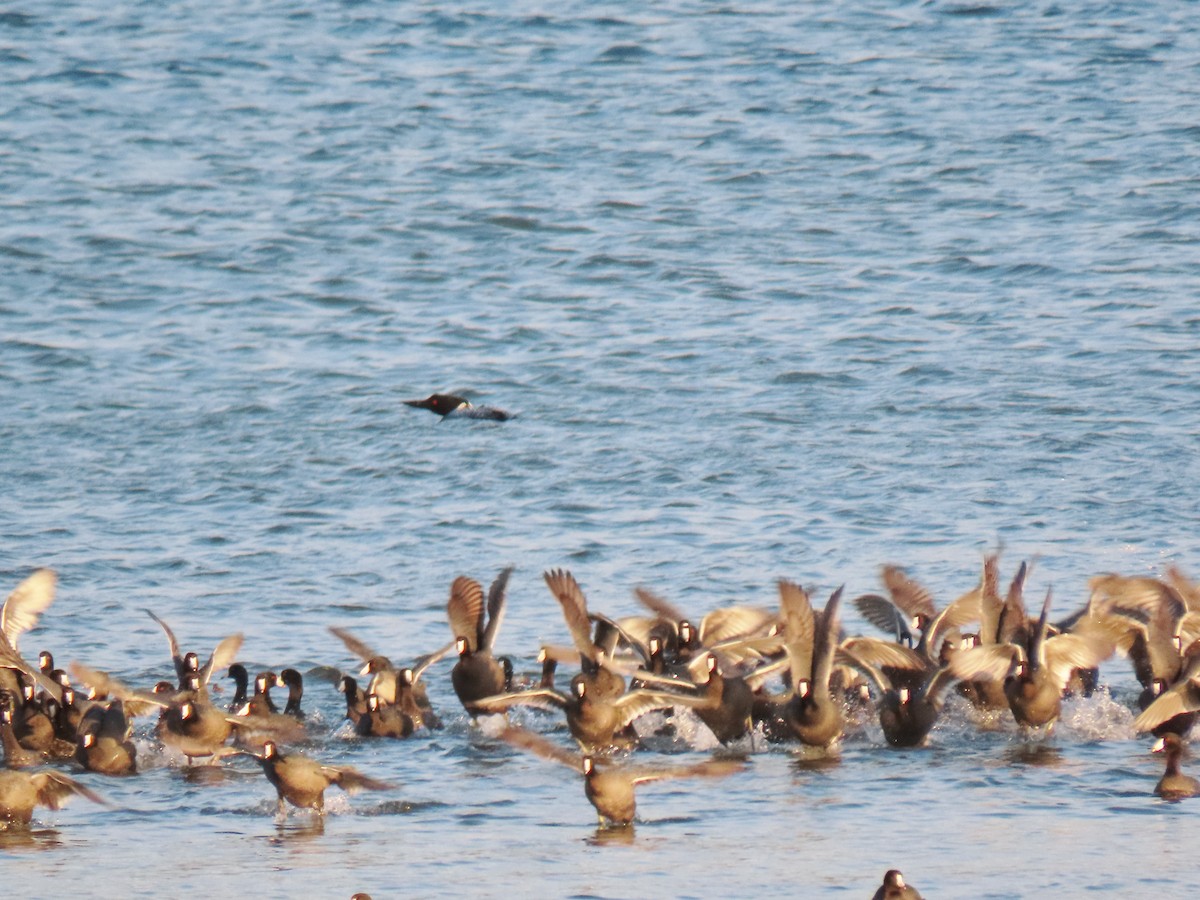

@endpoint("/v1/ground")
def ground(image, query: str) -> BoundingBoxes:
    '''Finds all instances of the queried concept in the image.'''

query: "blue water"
[3,0,1199,896]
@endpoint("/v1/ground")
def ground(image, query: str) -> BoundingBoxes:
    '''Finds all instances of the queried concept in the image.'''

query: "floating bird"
[242,740,392,816]
[404,393,513,421]
[1152,733,1200,800]
[500,726,742,827]
[872,869,923,900]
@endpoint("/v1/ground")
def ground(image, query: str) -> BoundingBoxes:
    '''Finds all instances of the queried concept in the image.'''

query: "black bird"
[404,393,513,421]
[447,568,512,717]
[355,694,414,739]
[75,701,137,776]
[144,609,243,697]
[1152,733,1200,800]
[279,669,305,719]
[872,869,923,900]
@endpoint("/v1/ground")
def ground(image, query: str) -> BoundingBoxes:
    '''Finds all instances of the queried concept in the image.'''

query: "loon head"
[404,393,470,416]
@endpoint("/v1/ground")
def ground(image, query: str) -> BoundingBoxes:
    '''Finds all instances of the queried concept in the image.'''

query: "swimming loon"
[404,393,514,421]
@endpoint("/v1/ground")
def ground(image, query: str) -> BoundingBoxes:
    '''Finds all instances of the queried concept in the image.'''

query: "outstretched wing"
[2,569,56,654]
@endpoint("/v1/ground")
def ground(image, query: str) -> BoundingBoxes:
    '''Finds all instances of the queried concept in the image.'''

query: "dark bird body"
[404,393,513,421]
[246,740,392,815]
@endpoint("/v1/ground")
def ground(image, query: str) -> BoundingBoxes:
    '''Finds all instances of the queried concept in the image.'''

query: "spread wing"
[777,579,814,685]
[543,569,599,662]
[328,626,380,664]
[499,725,580,770]
[144,609,185,682]
[811,587,844,692]
[482,566,513,651]
[447,576,486,651]
[199,633,244,687]
[881,565,936,619]
[32,771,106,810]
[853,593,912,642]
[2,569,56,654]
[470,687,568,714]
[698,606,776,647]
[633,586,687,625]
[949,644,1022,683]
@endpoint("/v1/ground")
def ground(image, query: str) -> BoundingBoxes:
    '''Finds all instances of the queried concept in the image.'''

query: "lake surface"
[3,0,1199,896]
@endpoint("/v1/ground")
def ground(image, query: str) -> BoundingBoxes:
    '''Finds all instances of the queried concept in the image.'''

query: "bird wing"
[327,765,393,794]
[881,565,936,619]
[611,688,707,727]
[482,566,513,652]
[853,593,912,642]
[412,640,455,681]
[949,644,1022,682]
[470,687,568,714]
[447,576,486,651]
[32,771,106,809]
[2,569,56,654]
[997,560,1030,644]
[777,579,814,686]
[1133,662,1200,732]
[633,586,687,625]
[1042,633,1113,690]
[68,662,169,712]
[543,569,599,662]
[698,606,777,648]
[328,626,380,664]
[499,725,580,770]
[628,758,744,786]
[199,633,244,687]
[839,636,928,672]
[144,609,186,682]
[811,587,844,692]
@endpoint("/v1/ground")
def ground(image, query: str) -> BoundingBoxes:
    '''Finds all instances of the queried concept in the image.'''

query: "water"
[2,0,1199,895]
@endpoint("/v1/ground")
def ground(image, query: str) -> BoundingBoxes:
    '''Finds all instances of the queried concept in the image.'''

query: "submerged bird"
[500,726,742,827]
[0,769,104,825]
[243,740,393,816]
[872,869,923,900]
[404,393,513,421]
[1152,733,1200,800]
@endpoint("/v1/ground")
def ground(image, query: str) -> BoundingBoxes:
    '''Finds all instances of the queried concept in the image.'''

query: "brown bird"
[244,740,393,816]
[872,869,923,900]
[500,726,742,827]
[0,769,105,825]
[1152,733,1200,800]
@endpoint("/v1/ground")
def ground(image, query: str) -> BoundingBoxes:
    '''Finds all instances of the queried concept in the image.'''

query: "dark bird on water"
[243,740,392,816]
[872,869,923,900]
[500,726,742,827]
[404,393,513,421]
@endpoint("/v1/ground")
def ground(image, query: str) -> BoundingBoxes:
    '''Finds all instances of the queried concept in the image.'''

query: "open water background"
[3,1,1200,896]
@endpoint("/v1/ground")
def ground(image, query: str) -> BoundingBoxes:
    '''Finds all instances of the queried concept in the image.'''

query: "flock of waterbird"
[3,553,1200,896]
